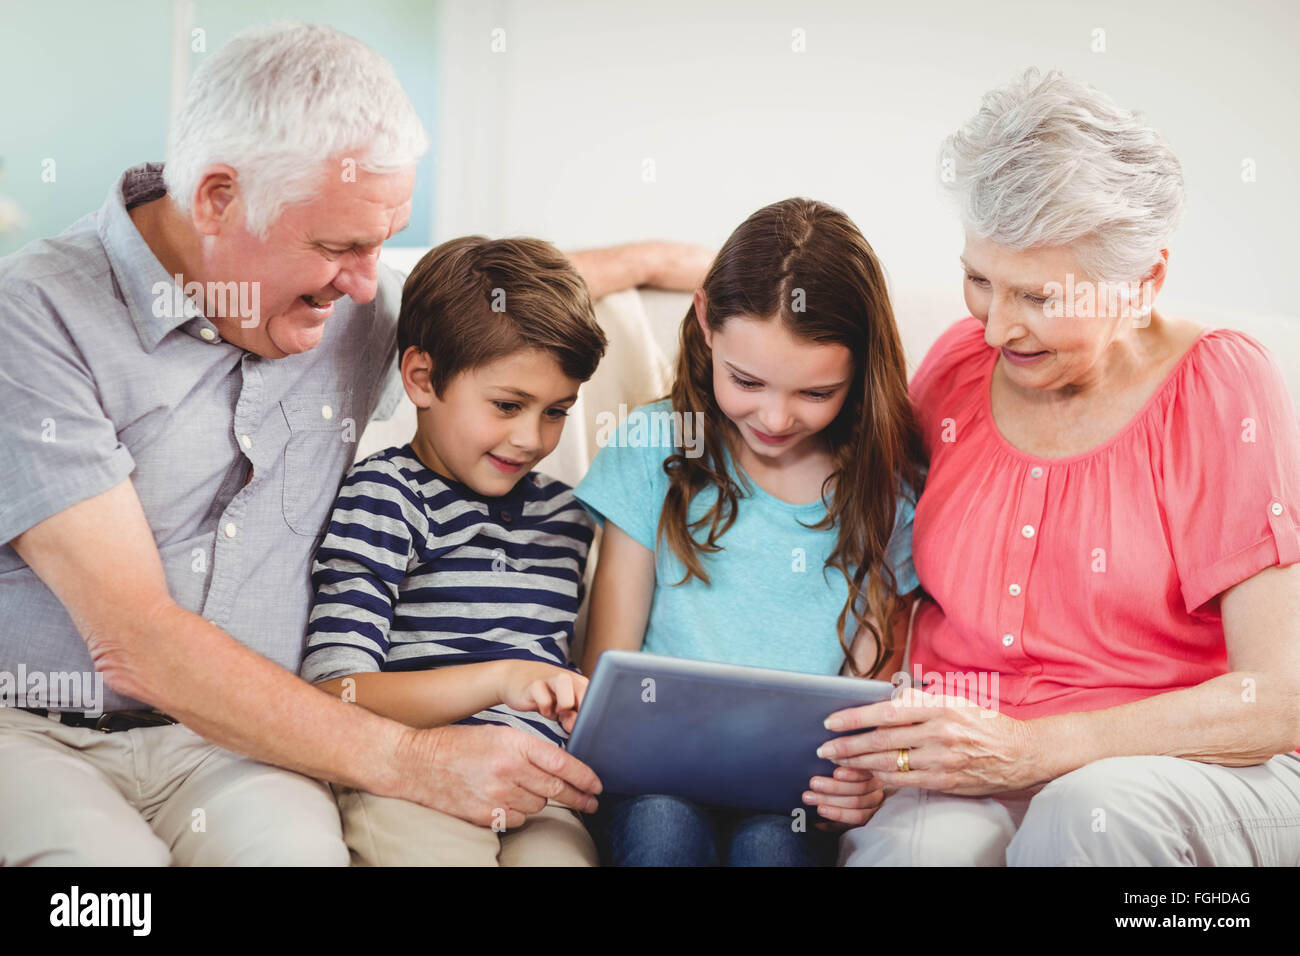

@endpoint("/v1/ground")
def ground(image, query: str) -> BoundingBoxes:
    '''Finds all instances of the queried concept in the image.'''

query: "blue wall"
[0,0,437,256]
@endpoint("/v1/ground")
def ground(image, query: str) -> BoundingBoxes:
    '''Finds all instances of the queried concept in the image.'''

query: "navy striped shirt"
[300,443,595,745]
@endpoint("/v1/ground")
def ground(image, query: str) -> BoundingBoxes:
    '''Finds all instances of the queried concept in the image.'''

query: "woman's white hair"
[164,21,428,239]
[940,68,1183,283]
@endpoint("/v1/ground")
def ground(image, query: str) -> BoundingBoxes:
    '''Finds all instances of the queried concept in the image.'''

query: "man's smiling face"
[200,157,415,358]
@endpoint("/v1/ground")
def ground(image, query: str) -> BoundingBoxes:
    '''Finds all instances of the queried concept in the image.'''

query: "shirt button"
[499,512,513,523]
[200,328,217,342]
[1021,524,1035,538]
[1002,633,1015,647]
[1008,583,1022,596]
[321,404,334,420]
[224,522,238,538]
[1030,466,1043,479]
[240,434,253,450]
[1272,502,1285,516]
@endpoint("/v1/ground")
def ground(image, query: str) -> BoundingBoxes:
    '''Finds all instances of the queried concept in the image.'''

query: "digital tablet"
[566,650,896,814]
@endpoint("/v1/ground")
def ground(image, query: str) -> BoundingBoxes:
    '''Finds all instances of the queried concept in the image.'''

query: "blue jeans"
[586,793,839,866]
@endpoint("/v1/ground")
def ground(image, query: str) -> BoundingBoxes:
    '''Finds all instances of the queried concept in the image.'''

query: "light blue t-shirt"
[574,400,919,676]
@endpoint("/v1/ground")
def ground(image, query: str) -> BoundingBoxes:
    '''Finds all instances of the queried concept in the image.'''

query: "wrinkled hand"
[817,687,1042,795]
[399,723,601,829]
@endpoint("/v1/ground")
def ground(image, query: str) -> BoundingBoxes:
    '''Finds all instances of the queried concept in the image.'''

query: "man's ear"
[191,164,242,237]
[400,346,437,408]
[692,288,712,348]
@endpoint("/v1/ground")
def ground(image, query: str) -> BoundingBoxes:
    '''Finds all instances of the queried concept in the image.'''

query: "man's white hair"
[940,68,1183,283]
[164,21,428,238]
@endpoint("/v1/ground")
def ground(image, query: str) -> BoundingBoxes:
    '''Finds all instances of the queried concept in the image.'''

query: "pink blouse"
[908,318,1300,724]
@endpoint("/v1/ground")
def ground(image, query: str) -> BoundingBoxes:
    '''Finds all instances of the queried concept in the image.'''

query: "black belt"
[19,707,179,733]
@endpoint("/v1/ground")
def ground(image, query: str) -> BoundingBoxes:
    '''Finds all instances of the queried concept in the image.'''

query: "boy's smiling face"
[404,347,581,498]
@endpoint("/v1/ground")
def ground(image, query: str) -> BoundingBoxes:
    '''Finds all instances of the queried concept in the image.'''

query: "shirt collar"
[96,162,221,353]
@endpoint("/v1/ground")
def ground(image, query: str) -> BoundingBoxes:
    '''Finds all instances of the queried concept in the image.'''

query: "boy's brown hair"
[397,236,607,394]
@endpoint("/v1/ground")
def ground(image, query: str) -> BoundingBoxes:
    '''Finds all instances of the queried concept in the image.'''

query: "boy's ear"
[692,288,712,349]
[400,346,437,408]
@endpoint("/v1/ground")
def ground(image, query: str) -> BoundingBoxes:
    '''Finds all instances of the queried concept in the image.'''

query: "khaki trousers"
[0,706,349,866]
[334,785,598,866]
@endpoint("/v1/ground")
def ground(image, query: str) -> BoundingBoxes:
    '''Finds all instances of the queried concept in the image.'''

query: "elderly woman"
[819,69,1300,866]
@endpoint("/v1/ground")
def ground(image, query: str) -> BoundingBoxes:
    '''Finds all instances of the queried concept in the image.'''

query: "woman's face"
[960,234,1155,394]
[694,290,854,465]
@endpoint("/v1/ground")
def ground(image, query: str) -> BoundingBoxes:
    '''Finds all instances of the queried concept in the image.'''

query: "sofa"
[361,246,1300,647]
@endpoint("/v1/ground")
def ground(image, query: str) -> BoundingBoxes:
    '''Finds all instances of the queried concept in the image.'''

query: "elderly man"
[0,22,703,866]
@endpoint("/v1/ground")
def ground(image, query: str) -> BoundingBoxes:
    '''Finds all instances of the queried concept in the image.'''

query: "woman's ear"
[692,288,712,349]
[1134,249,1170,322]
[400,346,437,409]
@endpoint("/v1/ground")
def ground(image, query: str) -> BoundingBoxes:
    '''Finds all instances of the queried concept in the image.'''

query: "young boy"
[300,236,608,866]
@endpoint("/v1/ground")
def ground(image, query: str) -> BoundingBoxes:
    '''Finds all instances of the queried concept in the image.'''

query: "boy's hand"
[499,662,589,733]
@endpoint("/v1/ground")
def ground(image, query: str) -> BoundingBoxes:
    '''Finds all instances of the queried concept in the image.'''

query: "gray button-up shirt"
[0,163,404,711]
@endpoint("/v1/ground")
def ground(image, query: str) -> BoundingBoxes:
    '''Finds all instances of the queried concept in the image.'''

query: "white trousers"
[839,753,1300,866]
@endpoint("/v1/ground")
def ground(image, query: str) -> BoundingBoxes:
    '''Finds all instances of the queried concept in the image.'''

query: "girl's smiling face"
[694,289,854,466]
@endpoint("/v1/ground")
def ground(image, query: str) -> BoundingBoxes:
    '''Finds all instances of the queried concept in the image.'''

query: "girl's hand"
[499,663,589,734]
[803,767,886,831]
[817,687,1043,795]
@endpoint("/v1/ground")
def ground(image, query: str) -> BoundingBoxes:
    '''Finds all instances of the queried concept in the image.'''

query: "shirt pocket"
[280,390,356,537]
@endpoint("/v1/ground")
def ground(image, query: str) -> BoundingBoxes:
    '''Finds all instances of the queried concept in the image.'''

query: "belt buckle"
[91,710,174,732]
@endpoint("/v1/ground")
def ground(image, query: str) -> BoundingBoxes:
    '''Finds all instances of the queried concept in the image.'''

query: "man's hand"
[398,723,601,829]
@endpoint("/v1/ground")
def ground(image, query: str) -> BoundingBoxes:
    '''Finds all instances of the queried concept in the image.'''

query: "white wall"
[430,0,1300,342]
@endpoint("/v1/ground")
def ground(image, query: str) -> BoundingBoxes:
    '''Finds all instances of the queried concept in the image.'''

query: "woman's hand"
[499,663,589,734]
[818,687,1044,795]
[803,767,886,831]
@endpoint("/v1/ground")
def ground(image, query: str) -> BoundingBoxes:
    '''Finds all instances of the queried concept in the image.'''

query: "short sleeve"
[1161,330,1300,613]
[300,456,420,682]
[572,405,669,551]
[0,288,135,546]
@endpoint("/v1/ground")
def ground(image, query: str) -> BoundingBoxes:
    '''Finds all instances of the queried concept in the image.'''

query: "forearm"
[579,590,648,676]
[315,661,512,728]
[92,600,418,799]
[566,241,712,301]
[1028,670,1300,782]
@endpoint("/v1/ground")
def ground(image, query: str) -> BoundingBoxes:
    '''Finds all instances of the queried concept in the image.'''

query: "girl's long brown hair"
[657,198,925,677]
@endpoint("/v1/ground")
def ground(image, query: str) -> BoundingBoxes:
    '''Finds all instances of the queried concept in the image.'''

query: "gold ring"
[896,747,911,773]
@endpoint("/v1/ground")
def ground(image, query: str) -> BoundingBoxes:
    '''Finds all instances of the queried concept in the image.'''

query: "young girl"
[573,198,926,866]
